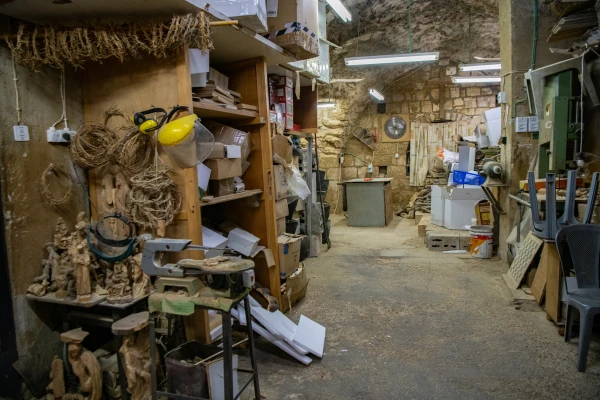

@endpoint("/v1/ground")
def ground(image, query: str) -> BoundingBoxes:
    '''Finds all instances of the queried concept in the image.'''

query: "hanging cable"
[11,55,22,125]
[52,68,69,130]
[408,0,413,53]
[580,53,585,153]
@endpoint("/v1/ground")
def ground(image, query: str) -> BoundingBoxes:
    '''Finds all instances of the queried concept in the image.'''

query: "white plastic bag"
[437,147,459,165]
[285,165,311,200]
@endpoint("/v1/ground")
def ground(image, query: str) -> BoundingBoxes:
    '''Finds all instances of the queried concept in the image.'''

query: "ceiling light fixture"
[326,0,352,22]
[369,89,385,101]
[452,76,502,84]
[345,52,439,66]
[460,63,502,72]
[317,102,337,108]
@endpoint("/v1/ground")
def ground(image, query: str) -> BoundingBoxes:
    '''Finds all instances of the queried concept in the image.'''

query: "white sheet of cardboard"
[224,145,242,159]
[189,49,210,74]
[293,315,326,358]
[197,163,211,191]
[202,227,227,258]
[227,228,260,256]
[483,107,501,147]
[458,145,476,172]
[206,355,239,400]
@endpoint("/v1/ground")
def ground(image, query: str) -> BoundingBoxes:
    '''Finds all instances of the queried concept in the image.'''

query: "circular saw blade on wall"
[381,114,411,143]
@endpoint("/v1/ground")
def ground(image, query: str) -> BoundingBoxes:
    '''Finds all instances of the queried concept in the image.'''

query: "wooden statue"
[69,212,93,303]
[54,218,70,250]
[60,329,102,400]
[112,312,151,400]
[106,260,132,304]
[46,356,65,398]
[131,253,150,299]
[114,172,131,216]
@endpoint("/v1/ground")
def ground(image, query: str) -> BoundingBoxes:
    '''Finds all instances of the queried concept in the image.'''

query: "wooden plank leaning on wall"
[82,47,210,342]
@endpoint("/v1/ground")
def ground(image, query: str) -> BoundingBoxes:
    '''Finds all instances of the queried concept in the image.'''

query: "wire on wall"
[52,69,69,130]
[11,55,22,125]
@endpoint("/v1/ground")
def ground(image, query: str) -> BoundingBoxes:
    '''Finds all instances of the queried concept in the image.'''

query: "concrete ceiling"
[326,0,500,81]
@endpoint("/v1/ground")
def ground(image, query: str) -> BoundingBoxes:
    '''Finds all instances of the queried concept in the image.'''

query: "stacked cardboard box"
[277,76,294,130]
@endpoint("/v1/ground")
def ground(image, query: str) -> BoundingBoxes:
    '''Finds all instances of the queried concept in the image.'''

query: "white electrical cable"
[52,68,68,129]
[11,55,22,125]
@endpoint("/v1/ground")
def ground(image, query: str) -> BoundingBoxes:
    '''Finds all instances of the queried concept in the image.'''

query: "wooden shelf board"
[267,65,315,87]
[193,101,258,120]
[211,25,296,65]
[200,189,263,207]
[0,0,205,23]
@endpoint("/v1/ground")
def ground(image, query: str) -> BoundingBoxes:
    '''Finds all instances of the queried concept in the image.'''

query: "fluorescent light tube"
[317,102,337,108]
[326,0,352,22]
[460,63,502,72]
[345,52,439,66]
[330,78,364,83]
[369,89,385,101]
[452,76,501,84]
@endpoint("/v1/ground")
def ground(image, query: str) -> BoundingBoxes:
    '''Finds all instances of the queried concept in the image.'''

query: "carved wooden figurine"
[112,312,151,400]
[69,212,93,303]
[60,329,102,400]
[106,260,132,304]
[131,254,150,299]
[46,356,66,398]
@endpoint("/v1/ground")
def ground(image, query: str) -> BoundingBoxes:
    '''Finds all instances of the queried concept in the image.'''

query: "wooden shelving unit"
[193,101,259,120]
[200,189,263,207]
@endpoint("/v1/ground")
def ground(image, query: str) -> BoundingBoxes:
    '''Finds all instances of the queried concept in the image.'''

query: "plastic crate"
[453,170,485,186]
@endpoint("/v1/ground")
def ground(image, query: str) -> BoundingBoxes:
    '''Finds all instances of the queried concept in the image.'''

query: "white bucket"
[470,225,493,259]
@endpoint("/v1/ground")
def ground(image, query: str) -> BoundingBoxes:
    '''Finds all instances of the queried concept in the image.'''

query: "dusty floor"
[252,215,600,399]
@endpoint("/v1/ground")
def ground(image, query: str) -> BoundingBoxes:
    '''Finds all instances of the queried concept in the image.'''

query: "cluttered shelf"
[193,101,259,120]
[284,129,313,139]
[200,189,263,207]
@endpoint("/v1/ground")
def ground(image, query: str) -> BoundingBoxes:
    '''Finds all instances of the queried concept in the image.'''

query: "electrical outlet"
[497,92,508,104]
[47,128,76,143]
[13,125,30,141]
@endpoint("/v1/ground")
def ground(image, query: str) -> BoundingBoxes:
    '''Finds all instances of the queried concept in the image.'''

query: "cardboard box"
[279,76,293,88]
[272,135,293,164]
[273,165,289,200]
[443,187,486,230]
[205,158,243,180]
[278,233,303,278]
[276,87,293,103]
[431,185,449,226]
[207,142,226,159]
[253,248,276,289]
[242,161,251,176]
[218,220,243,236]
[275,198,290,219]
[207,0,268,33]
[285,114,294,130]
[209,178,235,197]
[204,121,251,161]
[267,0,318,35]
[228,228,261,257]
[280,263,309,313]
[482,107,501,147]
[474,200,492,226]
[202,227,228,258]
[277,217,286,236]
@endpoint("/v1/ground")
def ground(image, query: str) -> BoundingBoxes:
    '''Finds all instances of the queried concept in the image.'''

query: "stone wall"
[317,61,500,214]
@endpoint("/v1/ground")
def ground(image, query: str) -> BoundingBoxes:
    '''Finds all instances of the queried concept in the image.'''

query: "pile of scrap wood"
[397,186,432,218]
[548,11,598,42]
[194,82,242,109]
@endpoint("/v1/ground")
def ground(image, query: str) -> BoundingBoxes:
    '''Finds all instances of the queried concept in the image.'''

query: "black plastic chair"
[556,224,600,372]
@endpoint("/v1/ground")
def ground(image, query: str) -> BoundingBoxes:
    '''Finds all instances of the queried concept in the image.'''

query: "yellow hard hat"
[158,114,199,146]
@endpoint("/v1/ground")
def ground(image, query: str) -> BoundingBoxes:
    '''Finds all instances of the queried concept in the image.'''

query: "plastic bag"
[437,147,459,165]
[285,164,311,200]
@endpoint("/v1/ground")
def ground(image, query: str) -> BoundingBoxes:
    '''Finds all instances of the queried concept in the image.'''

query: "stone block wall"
[317,61,500,214]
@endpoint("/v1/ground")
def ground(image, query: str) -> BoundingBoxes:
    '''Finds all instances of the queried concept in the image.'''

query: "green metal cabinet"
[345,178,393,227]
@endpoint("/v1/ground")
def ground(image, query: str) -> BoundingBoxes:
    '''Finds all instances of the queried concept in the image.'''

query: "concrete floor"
[253,215,600,399]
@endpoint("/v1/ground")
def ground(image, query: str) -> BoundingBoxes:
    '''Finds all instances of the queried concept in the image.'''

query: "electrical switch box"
[13,125,30,141]
[528,116,539,132]
[515,117,529,132]
[497,92,508,104]
[47,128,76,143]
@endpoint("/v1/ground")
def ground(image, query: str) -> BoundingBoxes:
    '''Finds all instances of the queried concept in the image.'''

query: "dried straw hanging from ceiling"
[7,12,213,70]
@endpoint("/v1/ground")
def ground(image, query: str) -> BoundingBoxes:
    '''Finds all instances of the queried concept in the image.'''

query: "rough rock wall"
[317,0,500,213]
[319,62,499,212]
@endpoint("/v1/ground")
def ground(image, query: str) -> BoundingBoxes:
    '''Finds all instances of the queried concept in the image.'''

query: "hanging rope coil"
[39,163,73,207]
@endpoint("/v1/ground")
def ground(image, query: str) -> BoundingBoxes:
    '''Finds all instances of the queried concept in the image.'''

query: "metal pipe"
[531,0,538,70]
[509,194,531,208]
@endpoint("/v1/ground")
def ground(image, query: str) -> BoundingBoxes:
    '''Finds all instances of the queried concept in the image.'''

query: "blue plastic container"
[452,170,485,186]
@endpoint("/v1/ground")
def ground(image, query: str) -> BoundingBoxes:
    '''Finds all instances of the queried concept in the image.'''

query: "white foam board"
[206,355,239,400]
[293,315,325,358]
[202,227,227,258]
[251,307,308,354]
